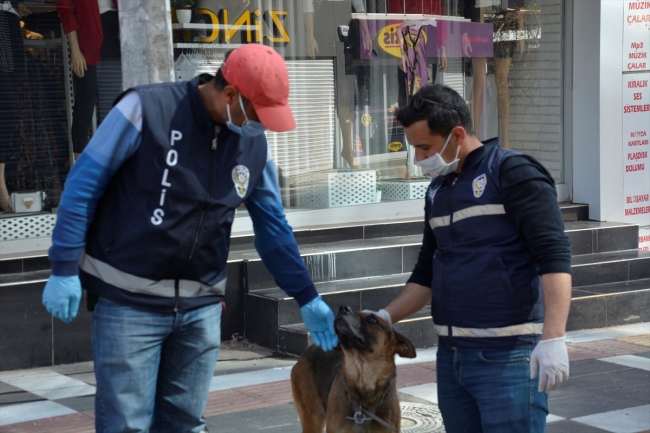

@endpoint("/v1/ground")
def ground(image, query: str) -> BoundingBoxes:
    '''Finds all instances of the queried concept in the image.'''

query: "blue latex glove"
[300,296,338,351]
[42,275,82,323]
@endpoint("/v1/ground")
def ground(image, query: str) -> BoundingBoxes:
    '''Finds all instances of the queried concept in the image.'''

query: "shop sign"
[360,19,493,60]
[622,72,650,226]
[623,0,650,72]
[639,226,650,251]
[377,24,428,59]
[195,8,290,44]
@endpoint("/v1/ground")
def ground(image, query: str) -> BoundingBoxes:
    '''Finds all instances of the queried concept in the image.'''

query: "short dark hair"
[212,49,250,105]
[213,50,235,91]
[396,84,474,137]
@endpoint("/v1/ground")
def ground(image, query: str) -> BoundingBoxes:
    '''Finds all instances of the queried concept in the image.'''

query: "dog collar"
[346,405,398,432]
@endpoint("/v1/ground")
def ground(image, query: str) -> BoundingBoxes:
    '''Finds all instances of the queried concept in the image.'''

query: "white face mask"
[226,93,267,137]
[414,132,460,177]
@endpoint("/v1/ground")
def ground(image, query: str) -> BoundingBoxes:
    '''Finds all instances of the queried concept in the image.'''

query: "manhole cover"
[400,402,445,432]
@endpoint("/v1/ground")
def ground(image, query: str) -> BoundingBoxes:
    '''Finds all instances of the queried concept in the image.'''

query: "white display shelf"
[380,178,431,201]
[0,213,56,242]
[296,170,377,208]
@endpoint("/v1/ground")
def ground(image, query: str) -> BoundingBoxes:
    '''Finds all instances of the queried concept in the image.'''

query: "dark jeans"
[92,298,222,433]
[437,345,549,433]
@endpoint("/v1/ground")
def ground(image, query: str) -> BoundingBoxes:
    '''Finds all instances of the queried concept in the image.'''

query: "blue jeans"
[436,345,548,433]
[92,298,222,433]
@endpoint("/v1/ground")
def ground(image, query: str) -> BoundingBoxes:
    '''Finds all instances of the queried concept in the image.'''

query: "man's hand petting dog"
[292,305,416,433]
[300,296,339,351]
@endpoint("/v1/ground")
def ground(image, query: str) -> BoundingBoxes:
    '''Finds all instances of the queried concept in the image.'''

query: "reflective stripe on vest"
[434,322,544,338]
[428,204,506,229]
[453,204,506,223]
[79,253,227,298]
[429,215,451,229]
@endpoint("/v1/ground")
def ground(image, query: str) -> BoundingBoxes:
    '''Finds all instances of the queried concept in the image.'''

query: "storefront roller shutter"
[265,60,336,177]
[441,57,465,99]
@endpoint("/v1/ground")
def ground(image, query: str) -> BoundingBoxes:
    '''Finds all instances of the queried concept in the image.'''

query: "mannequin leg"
[338,106,358,168]
[0,164,11,212]
[471,57,487,139]
[494,57,512,149]
[71,66,98,155]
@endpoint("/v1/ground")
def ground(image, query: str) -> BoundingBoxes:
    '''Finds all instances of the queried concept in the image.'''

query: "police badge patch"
[472,174,487,198]
[232,165,250,198]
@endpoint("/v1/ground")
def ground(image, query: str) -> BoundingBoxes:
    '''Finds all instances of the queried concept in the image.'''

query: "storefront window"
[1,0,564,241]
[0,0,122,242]
[171,0,564,213]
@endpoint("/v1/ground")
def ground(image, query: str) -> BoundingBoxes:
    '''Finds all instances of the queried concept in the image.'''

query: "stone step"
[568,278,650,331]
[564,221,638,256]
[0,255,51,276]
[236,221,640,291]
[274,278,650,356]
[235,235,420,291]
[231,202,589,252]
[559,202,589,222]
[245,273,411,350]
[272,278,650,356]
[572,249,650,286]
[245,250,650,355]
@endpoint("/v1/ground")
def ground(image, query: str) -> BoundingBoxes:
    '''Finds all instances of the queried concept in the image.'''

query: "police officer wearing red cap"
[41,44,337,433]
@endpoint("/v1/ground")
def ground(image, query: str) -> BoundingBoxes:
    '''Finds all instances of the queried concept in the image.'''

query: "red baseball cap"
[221,44,296,133]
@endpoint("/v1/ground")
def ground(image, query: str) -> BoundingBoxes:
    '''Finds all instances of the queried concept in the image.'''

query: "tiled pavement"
[0,323,648,433]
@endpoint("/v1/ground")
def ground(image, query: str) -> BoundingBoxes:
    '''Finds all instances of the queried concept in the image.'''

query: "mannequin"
[390,0,447,180]
[56,0,121,159]
[340,0,372,168]
[464,0,524,149]
[393,0,448,107]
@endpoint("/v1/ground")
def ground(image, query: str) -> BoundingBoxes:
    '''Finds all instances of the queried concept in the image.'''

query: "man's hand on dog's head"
[361,309,392,327]
[300,296,339,351]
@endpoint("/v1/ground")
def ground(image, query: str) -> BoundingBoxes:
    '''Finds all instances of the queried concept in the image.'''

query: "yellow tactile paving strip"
[616,334,650,347]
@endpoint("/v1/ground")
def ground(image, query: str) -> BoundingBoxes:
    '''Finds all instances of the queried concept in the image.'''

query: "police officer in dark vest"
[42,44,338,433]
[365,84,572,433]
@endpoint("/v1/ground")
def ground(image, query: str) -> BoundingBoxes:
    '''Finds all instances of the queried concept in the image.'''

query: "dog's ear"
[394,332,417,359]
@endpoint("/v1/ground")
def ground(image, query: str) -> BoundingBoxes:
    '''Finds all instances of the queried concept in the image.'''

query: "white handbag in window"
[11,191,45,213]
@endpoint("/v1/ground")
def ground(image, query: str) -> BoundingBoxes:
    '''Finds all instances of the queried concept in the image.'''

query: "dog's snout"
[339,305,353,315]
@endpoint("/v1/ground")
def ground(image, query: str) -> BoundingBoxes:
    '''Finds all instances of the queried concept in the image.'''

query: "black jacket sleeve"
[500,155,572,275]
[407,209,438,288]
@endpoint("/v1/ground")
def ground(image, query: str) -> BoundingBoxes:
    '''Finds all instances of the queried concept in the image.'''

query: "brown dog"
[291,305,417,433]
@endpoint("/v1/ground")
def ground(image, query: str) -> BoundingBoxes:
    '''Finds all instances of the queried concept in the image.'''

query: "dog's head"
[334,305,416,361]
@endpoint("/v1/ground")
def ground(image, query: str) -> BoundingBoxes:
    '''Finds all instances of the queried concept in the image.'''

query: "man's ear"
[222,85,238,104]
[452,125,467,142]
[394,332,417,359]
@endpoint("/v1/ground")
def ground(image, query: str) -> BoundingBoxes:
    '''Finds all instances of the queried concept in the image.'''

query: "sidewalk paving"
[0,323,648,433]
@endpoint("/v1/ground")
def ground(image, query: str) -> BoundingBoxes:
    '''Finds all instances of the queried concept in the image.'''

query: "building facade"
[0,0,648,370]
[1,0,647,253]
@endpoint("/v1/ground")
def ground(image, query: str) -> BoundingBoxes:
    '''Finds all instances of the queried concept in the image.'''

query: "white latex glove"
[361,309,392,327]
[530,336,569,393]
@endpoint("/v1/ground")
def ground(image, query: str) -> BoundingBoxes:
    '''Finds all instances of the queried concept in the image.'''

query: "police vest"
[427,140,544,351]
[80,76,267,312]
